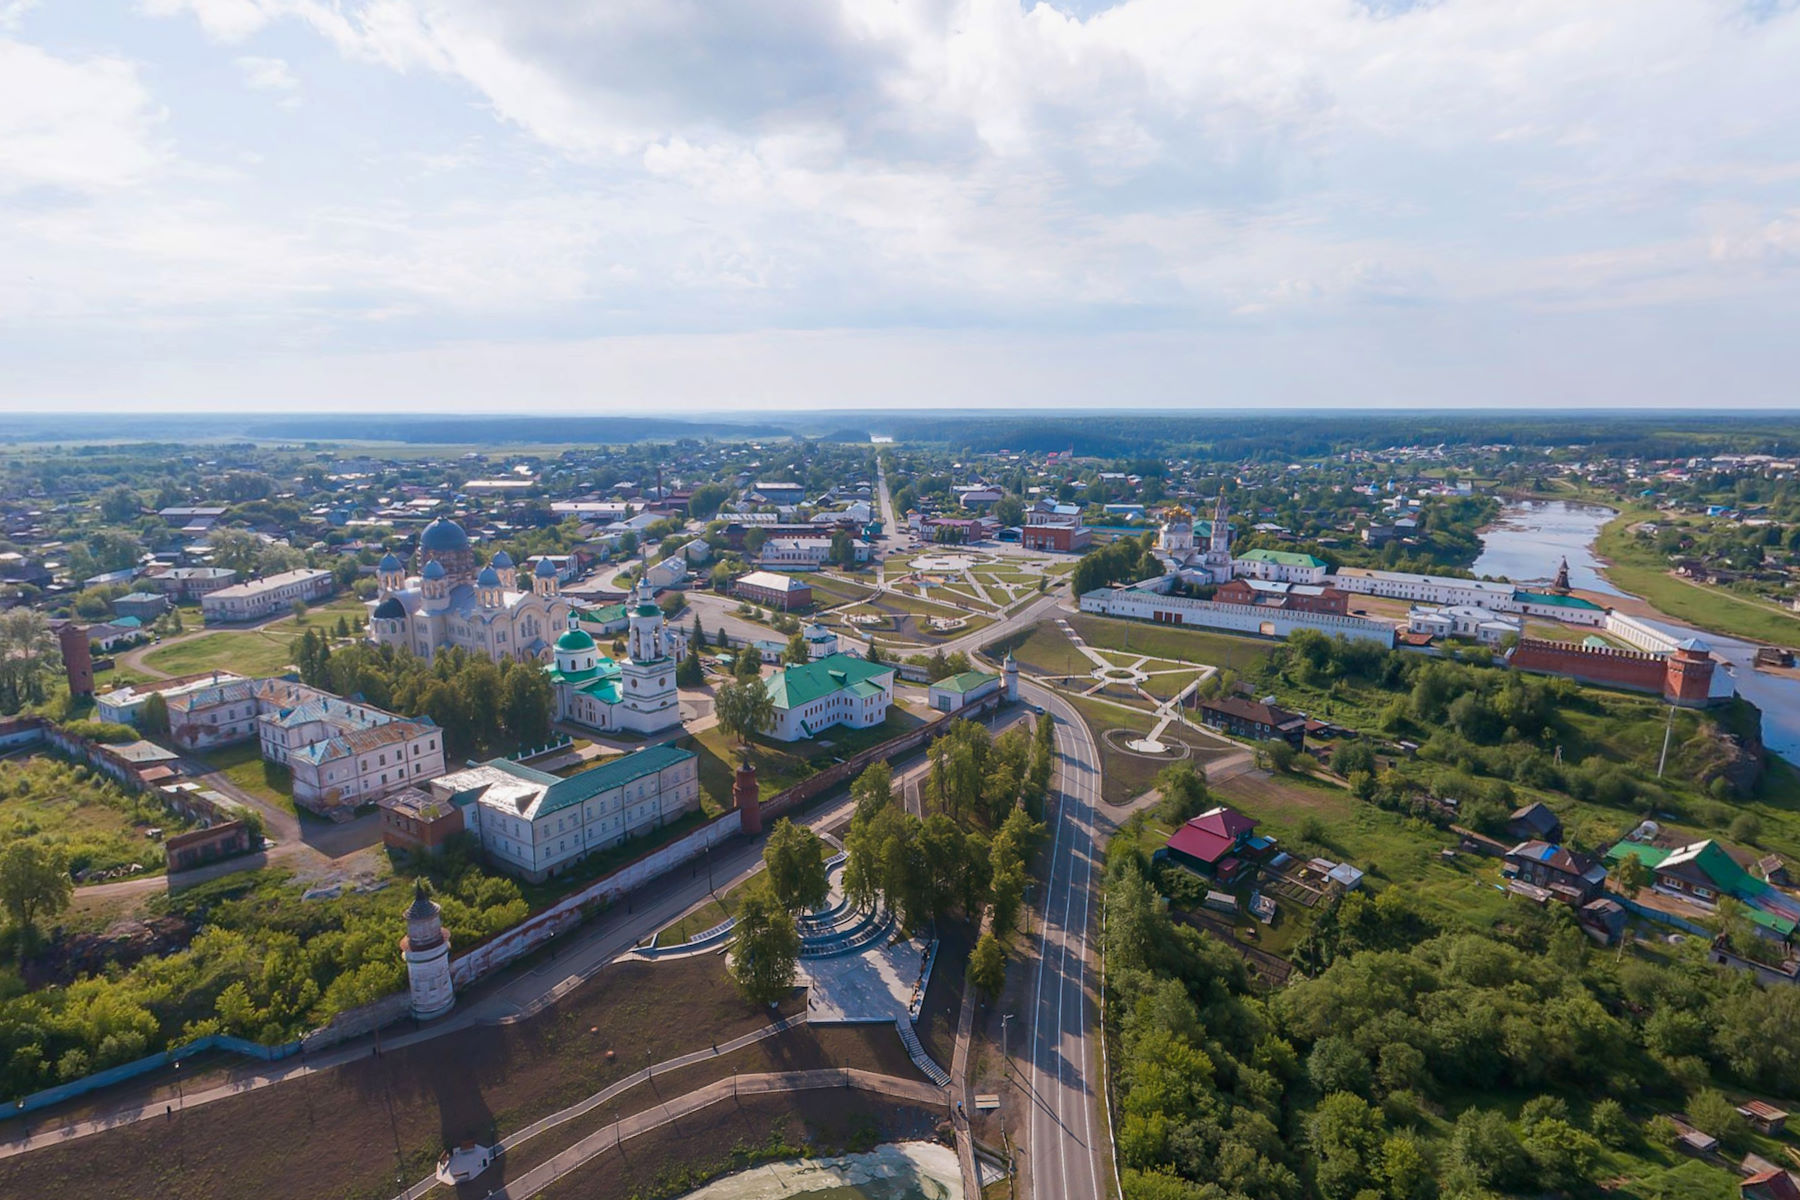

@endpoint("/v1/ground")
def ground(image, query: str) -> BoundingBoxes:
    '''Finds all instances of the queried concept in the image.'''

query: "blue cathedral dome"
[422,559,447,580]
[534,557,558,578]
[373,596,405,620]
[490,550,514,568]
[378,552,403,571]
[476,565,502,587]
[419,517,470,553]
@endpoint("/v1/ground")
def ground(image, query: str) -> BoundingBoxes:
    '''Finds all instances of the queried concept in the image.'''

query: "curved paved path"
[480,1068,946,1200]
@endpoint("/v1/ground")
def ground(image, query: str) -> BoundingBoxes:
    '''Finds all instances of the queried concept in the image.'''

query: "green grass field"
[655,873,758,946]
[191,742,296,814]
[1597,507,1800,645]
[1068,613,1273,672]
[1066,694,1231,805]
[142,631,300,678]
[0,754,194,878]
[794,572,876,608]
[140,597,369,678]
[682,707,928,813]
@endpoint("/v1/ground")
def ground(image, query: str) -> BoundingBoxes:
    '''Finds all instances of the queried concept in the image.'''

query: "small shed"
[1203,890,1238,914]
[1326,863,1365,891]
[1739,1100,1790,1136]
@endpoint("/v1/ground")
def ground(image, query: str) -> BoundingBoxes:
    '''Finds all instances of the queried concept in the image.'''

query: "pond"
[1472,500,1622,595]
[673,1143,961,1200]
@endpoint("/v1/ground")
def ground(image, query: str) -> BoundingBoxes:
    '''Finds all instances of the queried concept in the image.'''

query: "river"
[672,1142,961,1200]
[1476,498,1800,761]
[1472,499,1623,595]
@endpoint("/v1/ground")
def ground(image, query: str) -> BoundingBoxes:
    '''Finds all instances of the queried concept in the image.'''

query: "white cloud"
[234,54,298,97]
[0,38,164,193]
[0,0,1790,408]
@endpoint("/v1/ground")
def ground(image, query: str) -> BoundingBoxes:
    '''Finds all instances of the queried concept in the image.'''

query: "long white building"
[201,568,335,624]
[1080,585,1396,646]
[1329,567,1607,627]
[429,744,701,883]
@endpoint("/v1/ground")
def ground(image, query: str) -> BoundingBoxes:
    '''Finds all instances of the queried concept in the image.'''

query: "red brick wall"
[1509,638,1666,694]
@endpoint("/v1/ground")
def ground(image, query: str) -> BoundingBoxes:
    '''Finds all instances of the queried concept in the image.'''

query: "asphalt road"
[1022,680,1108,1200]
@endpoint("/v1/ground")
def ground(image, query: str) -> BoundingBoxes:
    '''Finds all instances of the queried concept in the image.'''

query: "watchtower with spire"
[402,883,455,1020]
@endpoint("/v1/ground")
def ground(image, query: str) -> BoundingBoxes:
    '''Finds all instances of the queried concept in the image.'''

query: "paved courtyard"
[802,933,935,1022]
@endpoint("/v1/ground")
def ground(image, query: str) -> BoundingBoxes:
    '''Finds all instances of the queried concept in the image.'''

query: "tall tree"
[850,760,893,823]
[0,841,73,935]
[762,819,830,912]
[730,880,800,1006]
[715,677,774,744]
[0,609,59,715]
[784,630,810,665]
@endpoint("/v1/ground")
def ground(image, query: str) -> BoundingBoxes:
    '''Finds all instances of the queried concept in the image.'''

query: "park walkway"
[480,1068,947,1200]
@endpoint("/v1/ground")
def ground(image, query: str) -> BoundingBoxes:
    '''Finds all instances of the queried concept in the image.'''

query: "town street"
[1021,679,1109,1200]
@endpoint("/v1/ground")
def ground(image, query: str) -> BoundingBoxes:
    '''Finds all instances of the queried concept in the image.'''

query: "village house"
[1195,695,1306,749]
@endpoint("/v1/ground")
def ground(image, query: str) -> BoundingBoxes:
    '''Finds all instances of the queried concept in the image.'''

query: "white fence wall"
[1605,611,1682,655]
[1079,589,1396,647]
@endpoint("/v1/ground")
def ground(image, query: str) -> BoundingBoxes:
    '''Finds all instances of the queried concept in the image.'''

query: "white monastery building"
[430,745,701,883]
[762,653,897,741]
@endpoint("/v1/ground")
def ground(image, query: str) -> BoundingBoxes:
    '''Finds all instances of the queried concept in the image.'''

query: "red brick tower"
[1664,640,1716,707]
[57,622,93,698]
[734,757,762,836]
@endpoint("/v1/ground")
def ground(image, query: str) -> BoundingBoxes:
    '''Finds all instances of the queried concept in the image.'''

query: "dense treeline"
[291,633,554,758]
[1105,820,1800,1200]
[0,844,526,1101]
[1072,531,1165,596]
[840,716,1052,996]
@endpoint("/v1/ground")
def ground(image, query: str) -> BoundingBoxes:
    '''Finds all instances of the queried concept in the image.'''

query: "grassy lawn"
[1066,694,1231,806]
[142,596,370,679]
[191,741,296,814]
[654,872,758,946]
[1209,770,1514,931]
[794,572,876,607]
[1068,613,1273,672]
[1598,506,1800,645]
[983,620,1086,677]
[682,707,927,814]
[142,630,302,678]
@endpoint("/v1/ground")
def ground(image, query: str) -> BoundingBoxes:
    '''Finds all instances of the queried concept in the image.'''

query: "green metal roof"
[934,669,999,694]
[536,744,698,815]
[1235,548,1326,569]
[764,653,895,711]
[1512,590,1604,611]
[580,604,628,624]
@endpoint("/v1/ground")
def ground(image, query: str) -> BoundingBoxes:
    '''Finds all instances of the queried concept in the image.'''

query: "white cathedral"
[546,578,686,735]
[1157,492,1235,583]
[370,517,574,663]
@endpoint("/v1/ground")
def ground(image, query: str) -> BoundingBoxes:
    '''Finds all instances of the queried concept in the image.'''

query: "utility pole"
[1657,704,1675,778]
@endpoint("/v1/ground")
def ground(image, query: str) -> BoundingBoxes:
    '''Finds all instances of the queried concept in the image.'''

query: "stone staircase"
[896,1019,950,1087]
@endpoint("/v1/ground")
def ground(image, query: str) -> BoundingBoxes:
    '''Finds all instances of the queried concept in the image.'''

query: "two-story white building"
[429,744,701,883]
[201,568,336,624]
[762,653,897,741]
[259,693,444,812]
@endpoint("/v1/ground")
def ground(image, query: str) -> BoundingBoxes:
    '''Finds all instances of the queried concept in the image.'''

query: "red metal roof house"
[1160,806,1260,884]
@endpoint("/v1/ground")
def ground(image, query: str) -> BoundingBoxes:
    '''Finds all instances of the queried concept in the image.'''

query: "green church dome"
[556,627,597,653]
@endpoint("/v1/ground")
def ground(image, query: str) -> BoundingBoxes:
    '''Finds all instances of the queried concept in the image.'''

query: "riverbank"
[673,1142,962,1200]
[1594,506,1800,647]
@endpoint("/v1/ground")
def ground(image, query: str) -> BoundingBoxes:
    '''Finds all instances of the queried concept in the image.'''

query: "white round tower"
[1004,651,1019,702]
[402,883,455,1020]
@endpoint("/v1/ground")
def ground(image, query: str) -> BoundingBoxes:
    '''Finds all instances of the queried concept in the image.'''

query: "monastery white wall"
[1080,588,1396,647]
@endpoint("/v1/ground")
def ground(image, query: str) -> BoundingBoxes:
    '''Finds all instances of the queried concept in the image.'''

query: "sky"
[2,0,1799,413]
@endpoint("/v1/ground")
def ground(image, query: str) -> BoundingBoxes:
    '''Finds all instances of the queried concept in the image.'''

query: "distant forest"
[5,410,1799,458]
